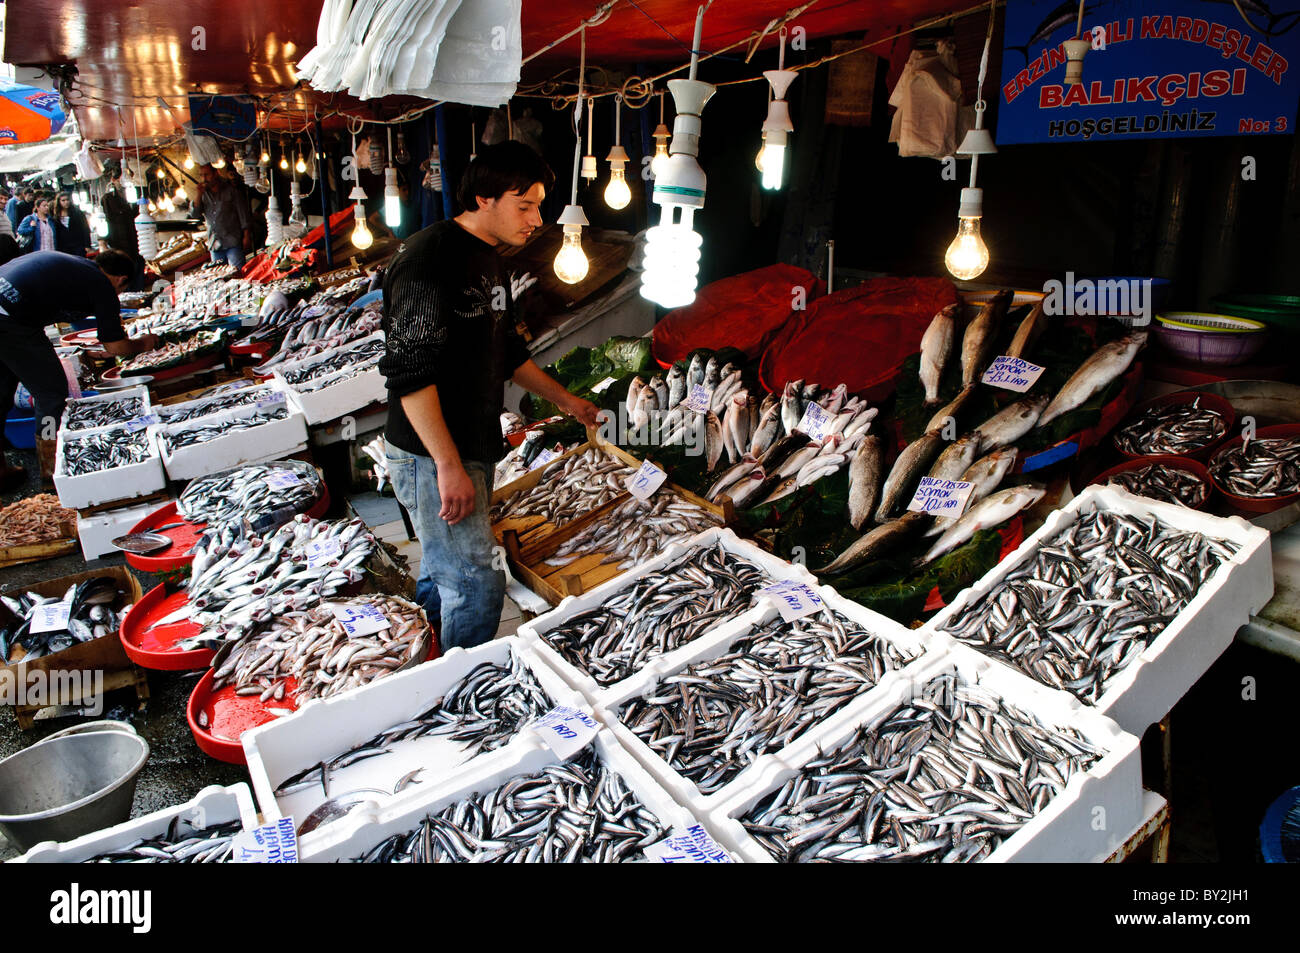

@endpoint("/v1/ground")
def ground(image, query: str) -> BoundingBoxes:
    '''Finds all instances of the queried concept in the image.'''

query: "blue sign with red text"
[998,0,1300,142]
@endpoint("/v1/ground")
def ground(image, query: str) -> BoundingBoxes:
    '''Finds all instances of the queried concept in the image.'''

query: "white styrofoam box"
[154,379,283,423]
[153,399,308,481]
[921,484,1273,733]
[53,422,165,510]
[517,527,815,705]
[10,783,257,863]
[275,330,387,425]
[76,497,170,560]
[593,599,933,817]
[705,643,1143,864]
[60,386,151,433]
[242,637,591,837]
[297,730,705,863]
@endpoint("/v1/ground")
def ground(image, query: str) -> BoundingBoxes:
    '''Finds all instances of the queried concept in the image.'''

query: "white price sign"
[124,414,159,433]
[796,402,833,442]
[530,706,600,760]
[30,601,72,634]
[590,376,618,394]
[528,447,561,472]
[265,469,304,490]
[683,384,712,415]
[328,602,390,638]
[981,356,1046,393]
[256,392,288,409]
[760,580,825,622]
[625,459,668,501]
[643,824,734,864]
[231,818,299,863]
[306,537,343,568]
[907,477,975,516]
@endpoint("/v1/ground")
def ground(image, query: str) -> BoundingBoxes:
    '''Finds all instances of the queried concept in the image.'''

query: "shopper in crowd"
[54,192,92,256]
[0,189,13,241]
[101,168,139,258]
[17,193,59,253]
[6,186,33,230]
[379,141,599,650]
[195,163,253,268]
[0,250,161,485]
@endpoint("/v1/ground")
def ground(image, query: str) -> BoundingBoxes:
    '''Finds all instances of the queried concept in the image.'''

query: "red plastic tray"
[118,582,214,671]
[61,328,100,347]
[922,517,1023,614]
[104,351,225,384]
[1207,422,1300,513]
[1090,454,1212,511]
[229,339,273,359]
[187,669,302,764]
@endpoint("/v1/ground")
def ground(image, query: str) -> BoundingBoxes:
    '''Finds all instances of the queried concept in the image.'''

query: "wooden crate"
[0,533,80,571]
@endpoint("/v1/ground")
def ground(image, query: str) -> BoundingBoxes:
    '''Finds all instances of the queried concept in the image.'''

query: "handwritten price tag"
[981,356,1046,393]
[760,580,825,622]
[256,392,288,409]
[530,706,600,760]
[643,824,734,864]
[328,602,390,638]
[265,469,304,490]
[123,414,159,433]
[231,818,299,864]
[528,447,561,472]
[30,601,72,634]
[306,537,343,568]
[907,477,975,515]
[625,459,668,501]
[796,402,833,442]
[683,384,712,414]
[590,376,618,394]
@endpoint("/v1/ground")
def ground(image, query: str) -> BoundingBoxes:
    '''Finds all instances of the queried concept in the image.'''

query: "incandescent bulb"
[295,154,307,174]
[651,144,671,179]
[394,132,411,166]
[147,199,157,213]
[279,155,289,171]
[255,165,271,194]
[124,183,138,203]
[94,213,109,238]
[352,206,373,250]
[261,148,270,163]
[183,154,194,170]
[945,216,990,281]
[553,225,589,284]
[760,144,785,190]
[604,169,631,210]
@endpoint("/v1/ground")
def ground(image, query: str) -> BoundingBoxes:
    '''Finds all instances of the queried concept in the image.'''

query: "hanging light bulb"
[287,179,308,236]
[147,198,157,213]
[604,95,631,210]
[554,205,590,284]
[255,162,271,194]
[651,91,671,179]
[295,146,307,175]
[266,194,284,246]
[279,142,289,171]
[155,166,165,179]
[212,156,226,169]
[394,130,411,165]
[760,33,797,191]
[77,190,90,208]
[260,139,270,164]
[134,200,158,260]
[945,188,990,281]
[383,167,401,227]
[349,184,373,250]
[183,154,195,170]
[124,181,138,204]
[161,194,175,213]
[173,185,186,203]
[94,211,109,238]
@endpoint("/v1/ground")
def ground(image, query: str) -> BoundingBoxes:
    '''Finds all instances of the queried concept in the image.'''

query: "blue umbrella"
[0,80,67,144]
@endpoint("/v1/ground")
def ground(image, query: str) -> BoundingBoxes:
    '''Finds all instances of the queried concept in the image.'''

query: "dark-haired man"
[0,250,160,486]
[380,141,600,650]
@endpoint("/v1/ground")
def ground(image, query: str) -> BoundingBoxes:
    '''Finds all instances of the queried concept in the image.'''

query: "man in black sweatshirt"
[380,142,599,649]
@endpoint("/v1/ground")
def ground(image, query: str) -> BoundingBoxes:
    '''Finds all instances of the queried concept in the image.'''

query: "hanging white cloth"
[888,40,968,158]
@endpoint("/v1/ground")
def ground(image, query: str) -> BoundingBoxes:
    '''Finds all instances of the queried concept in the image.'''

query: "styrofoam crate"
[704,643,1143,864]
[10,783,257,863]
[921,484,1273,733]
[274,331,386,425]
[76,497,171,560]
[53,421,165,510]
[517,527,815,704]
[297,730,708,862]
[60,386,151,433]
[153,398,308,480]
[593,597,934,817]
[242,637,592,838]
[154,380,282,423]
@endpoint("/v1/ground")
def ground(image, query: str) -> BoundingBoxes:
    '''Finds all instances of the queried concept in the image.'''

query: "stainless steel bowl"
[0,726,149,851]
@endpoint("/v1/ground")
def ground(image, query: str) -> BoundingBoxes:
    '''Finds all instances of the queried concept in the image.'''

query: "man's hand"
[560,394,602,429]
[437,459,477,526]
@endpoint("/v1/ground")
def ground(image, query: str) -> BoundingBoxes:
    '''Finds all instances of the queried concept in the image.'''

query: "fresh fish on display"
[926,448,1018,537]
[780,381,804,434]
[253,306,382,373]
[817,510,933,575]
[60,427,152,476]
[347,750,668,863]
[619,611,915,795]
[1106,463,1209,508]
[1209,435,1300,499]
[925,385,979,435]
[209,595,428,705]
[81,819,244,863]
[1007,300,1047,360]
[1114,399,1228,456]
[848,435,884,531]
[0,576,127,664]
[919,304,959,405]
[544,492,723,570]
[490,448,634,526]
[918,485,1046,565]
[927,433,985,483]
[360,436,390,492]
[961,290,1012,387]
[539,542,771,686]
[740,673,1105,863]
[1036,333,1147,428]
[155,387,271,424]
[274,653,554,798]
[875,431,946,523]
[972,394,1050,449]
[938,510,1238,703]
[280,337,385,387]
[63,395,144,432]
[159,406,290,452]
[500,412,525,435]
[119,327,229,374]
[176,461,323,527]
[0,494,77,548]
[666,364,687,407]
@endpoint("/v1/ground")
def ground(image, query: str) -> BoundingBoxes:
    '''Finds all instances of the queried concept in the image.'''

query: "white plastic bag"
[888,40,964,158]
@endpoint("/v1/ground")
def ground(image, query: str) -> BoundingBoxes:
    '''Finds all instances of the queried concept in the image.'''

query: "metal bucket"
[0,723,149,851]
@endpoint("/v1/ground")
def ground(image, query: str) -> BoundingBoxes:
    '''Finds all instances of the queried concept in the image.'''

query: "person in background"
[17,193,59,253]
[0,189,13,241]
[54,192,92,256]
[195,164,253,268]
[6,186,33,231]
[101,169,139,258]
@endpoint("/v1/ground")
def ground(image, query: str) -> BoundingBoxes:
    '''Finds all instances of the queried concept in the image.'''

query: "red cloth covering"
[759,276,959,402]
[652,264,825,366]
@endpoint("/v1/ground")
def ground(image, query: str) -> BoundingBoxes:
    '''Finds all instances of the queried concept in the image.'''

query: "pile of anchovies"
[938,510,1238,703]
[275,653,554,798]
[81,819,243,863]
[545,492,723,570]
[491,448,635,526]
[177,461,322,526]
[741,674,1106,862]
[63,395,144,432]
[60,427,153,476]
[1113,399,1227,455]
[281,338,385,386]
[619,612,916,795]
[1106,462,1208,508]
[348,751,667,863]
[538,542,771,686]
[1209,435,1300,499]
[156,386,270,424]
[160,405,290,452]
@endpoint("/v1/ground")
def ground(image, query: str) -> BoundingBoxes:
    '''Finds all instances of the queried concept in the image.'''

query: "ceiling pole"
[316,116,333,267]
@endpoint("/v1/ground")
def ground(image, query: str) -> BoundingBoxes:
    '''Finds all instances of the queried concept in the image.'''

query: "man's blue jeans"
[209,246,246,269]
[386,445,505,650]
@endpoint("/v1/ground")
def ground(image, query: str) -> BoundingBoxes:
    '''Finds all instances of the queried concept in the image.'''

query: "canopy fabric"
[0,81,67,144]
[0,137,77,173]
